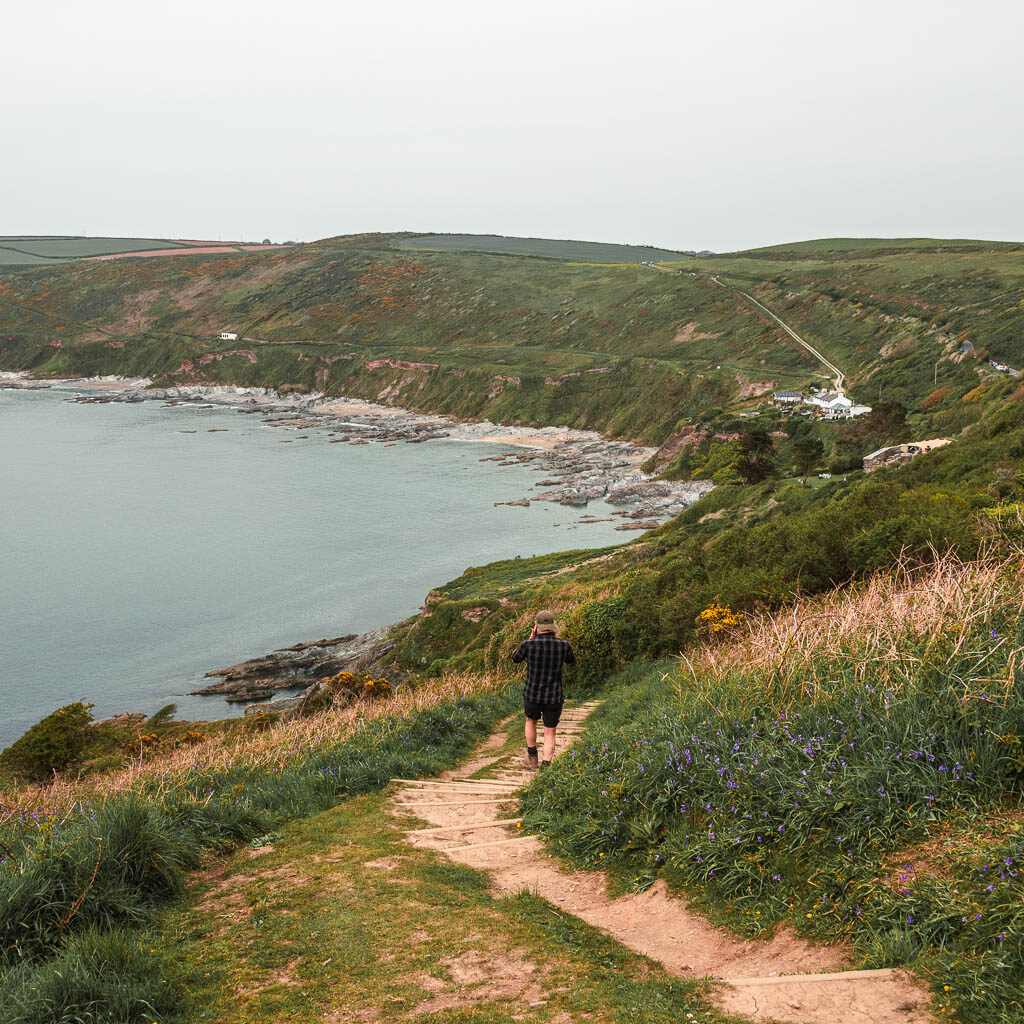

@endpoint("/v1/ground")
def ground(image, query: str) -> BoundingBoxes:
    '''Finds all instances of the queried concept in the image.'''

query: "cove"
[0,387,630,750]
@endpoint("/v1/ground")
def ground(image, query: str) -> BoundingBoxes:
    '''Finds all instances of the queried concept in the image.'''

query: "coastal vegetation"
[521,556,1024,1023]
[1,231,1023,1020]
[0,672,514,1023]
[397,232,694,262]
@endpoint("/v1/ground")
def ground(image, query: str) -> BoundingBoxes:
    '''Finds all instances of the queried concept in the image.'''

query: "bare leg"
[525,717,537,749]
[543,726,557,761]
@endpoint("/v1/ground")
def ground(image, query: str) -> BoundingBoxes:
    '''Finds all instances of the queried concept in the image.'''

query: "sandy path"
[391,705,933,1024]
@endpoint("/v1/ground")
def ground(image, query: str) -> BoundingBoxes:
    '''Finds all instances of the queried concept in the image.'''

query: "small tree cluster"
[0,702,95,781]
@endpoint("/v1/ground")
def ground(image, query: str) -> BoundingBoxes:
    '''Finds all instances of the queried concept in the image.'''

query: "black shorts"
[524,699,563,728]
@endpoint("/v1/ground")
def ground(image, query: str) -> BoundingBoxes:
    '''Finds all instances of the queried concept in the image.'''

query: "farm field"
[0,236,190,263]
[398,232,693,262]
[86,243,284,261]
[728,236,1022,258]
[0,236,285,267]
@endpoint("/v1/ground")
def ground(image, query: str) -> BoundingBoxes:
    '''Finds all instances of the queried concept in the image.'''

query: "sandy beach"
[475,433,567,450]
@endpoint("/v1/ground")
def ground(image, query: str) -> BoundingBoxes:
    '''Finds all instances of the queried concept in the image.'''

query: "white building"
[773,390,803,404]
[219,332,239,342]
[806,391,851,414]
[804,392,871,419]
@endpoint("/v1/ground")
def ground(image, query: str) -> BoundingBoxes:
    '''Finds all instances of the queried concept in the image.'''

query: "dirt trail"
[391,704,933,1024]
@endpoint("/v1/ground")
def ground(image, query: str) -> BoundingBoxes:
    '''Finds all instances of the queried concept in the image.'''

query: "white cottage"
[805,391,853,418]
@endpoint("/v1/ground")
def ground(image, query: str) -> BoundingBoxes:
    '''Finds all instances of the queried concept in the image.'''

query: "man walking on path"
[511,609,576,770]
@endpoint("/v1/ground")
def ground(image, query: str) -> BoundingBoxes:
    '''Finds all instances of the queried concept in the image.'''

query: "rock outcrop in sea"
[191,626,399,708]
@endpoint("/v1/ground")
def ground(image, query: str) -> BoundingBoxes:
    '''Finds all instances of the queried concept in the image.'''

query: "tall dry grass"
[3,668,501,818]
[682,553,1024,706]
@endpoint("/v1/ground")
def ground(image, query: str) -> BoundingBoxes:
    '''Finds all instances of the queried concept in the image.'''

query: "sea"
[0,386,630,751]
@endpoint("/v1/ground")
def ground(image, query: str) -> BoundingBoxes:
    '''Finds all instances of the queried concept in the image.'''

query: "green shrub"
[522,563,1024,1023]
[0,704,94,782]
[0,687,515,972]
[145,704,177,727]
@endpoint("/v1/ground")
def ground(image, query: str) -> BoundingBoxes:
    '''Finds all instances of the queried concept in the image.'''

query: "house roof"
[865,445,900,461]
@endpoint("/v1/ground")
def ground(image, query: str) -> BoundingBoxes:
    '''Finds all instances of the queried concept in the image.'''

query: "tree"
[860,400,909,448]
[736,427,777,484]
[794,433,825,478]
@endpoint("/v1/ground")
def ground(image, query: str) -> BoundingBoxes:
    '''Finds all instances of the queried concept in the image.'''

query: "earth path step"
[391,701,932,1024]
[395,797,516,807]
[444,835,539,853]
[392,779,517,790]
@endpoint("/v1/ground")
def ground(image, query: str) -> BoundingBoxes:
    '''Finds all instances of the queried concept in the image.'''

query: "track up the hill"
[391,702,933,1024]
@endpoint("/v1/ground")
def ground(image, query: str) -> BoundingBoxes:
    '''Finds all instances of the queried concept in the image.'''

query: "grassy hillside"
[1,232,1020,446]
[398,232,693,262]
[728,236,1021,258]
[523,555,1024,1023]
[2,231,1023,1021]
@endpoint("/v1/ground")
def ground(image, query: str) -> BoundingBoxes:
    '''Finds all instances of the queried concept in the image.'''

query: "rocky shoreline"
[2,372,713,522]
[3,372,714,719]
[189,625,401,712]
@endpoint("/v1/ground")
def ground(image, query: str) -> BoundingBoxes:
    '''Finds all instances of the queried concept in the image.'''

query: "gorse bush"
[0,704,95,782]
[522,557,1024,1023]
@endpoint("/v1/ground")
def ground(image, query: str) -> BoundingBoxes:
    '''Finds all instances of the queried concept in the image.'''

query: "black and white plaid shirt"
[511,632,576,704]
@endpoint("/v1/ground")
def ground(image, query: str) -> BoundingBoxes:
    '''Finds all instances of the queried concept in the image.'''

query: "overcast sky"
[4,0,1022,251]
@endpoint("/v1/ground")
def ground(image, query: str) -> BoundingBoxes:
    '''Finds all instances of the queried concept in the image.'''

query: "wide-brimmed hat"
[534,609,556,631]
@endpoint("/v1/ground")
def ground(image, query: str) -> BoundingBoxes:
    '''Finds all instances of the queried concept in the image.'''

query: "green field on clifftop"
[0,236,193,265]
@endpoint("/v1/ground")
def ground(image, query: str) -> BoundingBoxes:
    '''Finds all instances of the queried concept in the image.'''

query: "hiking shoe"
[526,749,539,769]
[540,760,551,771]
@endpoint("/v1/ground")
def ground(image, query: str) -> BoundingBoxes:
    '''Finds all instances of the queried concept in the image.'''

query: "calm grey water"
[0,388,628,750]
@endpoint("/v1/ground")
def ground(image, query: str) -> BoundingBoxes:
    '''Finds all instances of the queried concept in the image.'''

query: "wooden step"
[445,835,538,852]
[406,818,522,836]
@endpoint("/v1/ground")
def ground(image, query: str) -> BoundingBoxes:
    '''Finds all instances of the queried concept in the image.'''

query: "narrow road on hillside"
[390,706,931,1024]
[641,262,847,394]
[714,277,846,392]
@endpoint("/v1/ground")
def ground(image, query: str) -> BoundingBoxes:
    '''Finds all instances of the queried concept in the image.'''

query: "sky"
[4,0,1023,252]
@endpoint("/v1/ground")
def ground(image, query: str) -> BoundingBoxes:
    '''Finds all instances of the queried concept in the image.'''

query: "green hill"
[727,236,1022,258]
[1,231,1020,446]
[398,232,692,262]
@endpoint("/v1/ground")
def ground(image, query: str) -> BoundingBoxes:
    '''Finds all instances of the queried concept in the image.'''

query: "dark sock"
[527,745,537,756]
